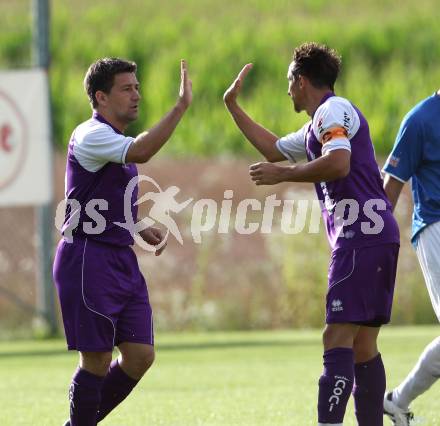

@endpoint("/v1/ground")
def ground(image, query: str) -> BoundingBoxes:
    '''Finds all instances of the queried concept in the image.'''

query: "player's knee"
[322,327,337,348]
[322,325,356,350]
[80,351,112,376]
[140,347,155,371]
[353,341,377,363]
[124,347,155,378]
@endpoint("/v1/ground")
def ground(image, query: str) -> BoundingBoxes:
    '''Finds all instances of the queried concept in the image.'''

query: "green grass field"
[1,326,439,425]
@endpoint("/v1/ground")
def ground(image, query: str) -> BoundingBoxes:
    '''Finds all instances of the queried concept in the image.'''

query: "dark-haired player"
[224,42,400,425]
[54,57,192,425]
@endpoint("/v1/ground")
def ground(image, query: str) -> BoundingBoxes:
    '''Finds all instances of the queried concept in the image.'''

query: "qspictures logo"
[0,91,27,190]
[55,174,388,252]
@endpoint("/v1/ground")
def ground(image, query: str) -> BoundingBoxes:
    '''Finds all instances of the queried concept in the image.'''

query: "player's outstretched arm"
[126,60,192,163]
[223,64,285,162]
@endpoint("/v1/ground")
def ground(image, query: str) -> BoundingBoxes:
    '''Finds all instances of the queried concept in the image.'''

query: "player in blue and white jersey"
[383,92,440,426]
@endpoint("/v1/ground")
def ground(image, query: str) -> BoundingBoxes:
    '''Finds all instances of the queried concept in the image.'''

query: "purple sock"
[318,347,354,424]
[352,353,386,426]
[69,367,104,426]
[96,360,139,422]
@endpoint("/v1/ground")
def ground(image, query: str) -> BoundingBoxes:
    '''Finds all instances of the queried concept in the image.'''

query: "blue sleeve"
[383,114,423,183]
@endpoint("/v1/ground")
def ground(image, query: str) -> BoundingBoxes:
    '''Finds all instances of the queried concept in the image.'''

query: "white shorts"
[415,221,440,321]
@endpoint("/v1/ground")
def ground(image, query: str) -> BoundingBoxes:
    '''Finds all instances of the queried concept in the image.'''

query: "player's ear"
[95,90,108,107]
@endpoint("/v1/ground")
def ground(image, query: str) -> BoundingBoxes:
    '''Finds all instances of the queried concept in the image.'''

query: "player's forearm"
[280,154,349,183]
[226,101,283,162]
[383,174,404,212]
[127,101,188,163]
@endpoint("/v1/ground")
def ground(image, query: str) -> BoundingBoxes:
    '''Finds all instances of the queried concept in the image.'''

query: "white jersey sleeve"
[312,96,360,156]
[275,122,309,163]
[72,119,134,172]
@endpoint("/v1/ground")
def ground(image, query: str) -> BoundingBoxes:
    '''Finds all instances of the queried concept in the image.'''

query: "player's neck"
[306,88,333,117]
[95,109,127,133]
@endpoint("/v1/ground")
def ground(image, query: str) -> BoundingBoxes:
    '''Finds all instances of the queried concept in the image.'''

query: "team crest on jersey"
[388,155,400,167]
[331,299,343,312]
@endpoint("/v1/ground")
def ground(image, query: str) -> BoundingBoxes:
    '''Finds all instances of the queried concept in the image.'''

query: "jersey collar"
[320,91,335,104]
[92,111,124,135]
[312,91,335,118]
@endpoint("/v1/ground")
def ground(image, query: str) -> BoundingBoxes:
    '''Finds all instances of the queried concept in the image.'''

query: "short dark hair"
[290,42,341,91]
[84,58,137,108]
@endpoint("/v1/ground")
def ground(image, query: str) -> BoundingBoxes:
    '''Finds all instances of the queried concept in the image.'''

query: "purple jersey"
[277,93,399,250]
[61,112,138,246]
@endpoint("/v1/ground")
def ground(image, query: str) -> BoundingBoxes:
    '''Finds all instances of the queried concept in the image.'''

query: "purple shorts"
[326,243,399,325]
[53,237,153,352]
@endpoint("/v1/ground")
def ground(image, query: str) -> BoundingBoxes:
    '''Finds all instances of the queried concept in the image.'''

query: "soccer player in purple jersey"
[53,58,192,425]
[224,42,400,426]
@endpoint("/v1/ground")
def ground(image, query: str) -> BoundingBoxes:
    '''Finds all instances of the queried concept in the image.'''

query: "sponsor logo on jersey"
[317,117,324,135]
[331,299,343,312]
[343,111,350,131]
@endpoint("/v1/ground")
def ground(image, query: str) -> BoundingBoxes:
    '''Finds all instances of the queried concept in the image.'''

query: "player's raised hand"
[223,63,253,107]
[178,59,192,109]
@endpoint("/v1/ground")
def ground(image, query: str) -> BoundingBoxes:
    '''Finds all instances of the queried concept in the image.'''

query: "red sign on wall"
[0,91,27,190]
[0,69,51,206]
